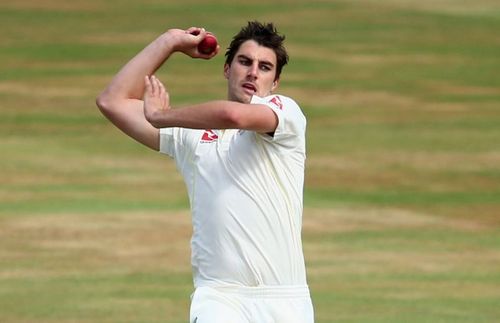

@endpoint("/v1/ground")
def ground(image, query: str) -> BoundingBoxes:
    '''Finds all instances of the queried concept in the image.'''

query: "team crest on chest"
[200,129,219,143]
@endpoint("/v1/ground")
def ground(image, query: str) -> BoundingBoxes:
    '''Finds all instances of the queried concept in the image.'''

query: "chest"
[192,129,266,170]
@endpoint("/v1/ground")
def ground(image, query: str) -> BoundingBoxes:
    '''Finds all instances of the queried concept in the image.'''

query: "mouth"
[241,82,257,95]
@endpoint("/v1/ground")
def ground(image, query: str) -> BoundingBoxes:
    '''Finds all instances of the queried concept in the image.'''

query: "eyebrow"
[237,54,275,68]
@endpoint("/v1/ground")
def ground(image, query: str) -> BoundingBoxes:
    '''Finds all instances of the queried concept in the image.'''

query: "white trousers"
[189,285,314,323]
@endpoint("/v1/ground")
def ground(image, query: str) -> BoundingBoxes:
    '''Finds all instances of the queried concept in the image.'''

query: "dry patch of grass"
[307,151,500,175]
[79,32,159,46]
[303,206,500,303]
[303,206,487,234]
[0,81,92,99]
[306,151,500,192]
[0,0,104,12]
[370,151,500,173]
[286,88,419,112]
[0,211,192,279]
[350,0,500,16]
[424,81,500,97]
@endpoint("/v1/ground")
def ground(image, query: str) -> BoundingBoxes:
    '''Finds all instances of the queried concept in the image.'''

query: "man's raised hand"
[167,27,219,59]
[143,75,170,128]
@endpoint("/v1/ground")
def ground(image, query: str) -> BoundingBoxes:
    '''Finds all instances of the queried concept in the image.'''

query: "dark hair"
[225,21,289,81]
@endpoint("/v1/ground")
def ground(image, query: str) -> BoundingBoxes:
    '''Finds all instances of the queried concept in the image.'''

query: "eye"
[260,64,272,71]
[239,58,251,66]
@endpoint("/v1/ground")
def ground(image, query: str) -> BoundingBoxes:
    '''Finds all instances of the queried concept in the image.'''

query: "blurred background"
[1,0,499,322]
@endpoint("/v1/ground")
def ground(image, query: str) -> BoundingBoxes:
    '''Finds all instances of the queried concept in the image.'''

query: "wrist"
[145,109,162,128]
[157,31,178,54]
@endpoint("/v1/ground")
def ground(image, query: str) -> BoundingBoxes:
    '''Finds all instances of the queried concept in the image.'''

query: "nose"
[247,62,259,79]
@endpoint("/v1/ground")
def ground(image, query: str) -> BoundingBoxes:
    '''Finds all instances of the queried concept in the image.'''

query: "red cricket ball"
[198,33,218,55]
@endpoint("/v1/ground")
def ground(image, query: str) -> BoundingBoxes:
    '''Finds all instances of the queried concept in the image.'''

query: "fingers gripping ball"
[190,29,218,55]
[198,33,218,55]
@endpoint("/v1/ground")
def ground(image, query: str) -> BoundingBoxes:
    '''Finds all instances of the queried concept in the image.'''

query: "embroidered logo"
[201,129,218,143]
[269,96,283,110]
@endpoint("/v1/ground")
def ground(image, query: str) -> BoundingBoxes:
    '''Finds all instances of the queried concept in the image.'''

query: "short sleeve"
[159,127,202,168]
[159,127,176,157]
[250,94,306,151]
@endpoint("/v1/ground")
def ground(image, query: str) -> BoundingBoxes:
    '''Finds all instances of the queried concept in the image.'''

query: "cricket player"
[97,21,313,323]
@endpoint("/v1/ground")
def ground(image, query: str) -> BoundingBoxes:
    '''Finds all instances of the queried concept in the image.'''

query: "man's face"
[224,40,279,103]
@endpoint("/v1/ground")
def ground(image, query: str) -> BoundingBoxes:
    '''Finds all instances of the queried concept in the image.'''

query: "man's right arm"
[96,28,218,151]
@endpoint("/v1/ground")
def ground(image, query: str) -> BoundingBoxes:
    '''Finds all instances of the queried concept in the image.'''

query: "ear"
[223,63,230,79]
[271,78,280,92]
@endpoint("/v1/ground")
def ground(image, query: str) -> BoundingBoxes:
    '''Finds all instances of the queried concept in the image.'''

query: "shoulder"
[251,94,306,149]
[251,94,305,121]
[251,93,297,107]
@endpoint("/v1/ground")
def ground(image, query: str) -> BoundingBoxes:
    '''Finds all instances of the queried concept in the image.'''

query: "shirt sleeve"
[159,127,176,158]
[159,127,201,165]
[250,94,306,152]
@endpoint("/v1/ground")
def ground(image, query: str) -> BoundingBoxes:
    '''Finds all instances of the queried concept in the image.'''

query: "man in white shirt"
[97,21,313,323]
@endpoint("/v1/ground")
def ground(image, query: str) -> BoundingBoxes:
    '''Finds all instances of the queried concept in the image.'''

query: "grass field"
[1,0,500,322]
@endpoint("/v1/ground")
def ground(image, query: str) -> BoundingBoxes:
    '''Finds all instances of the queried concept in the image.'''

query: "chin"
[239,93,253,103]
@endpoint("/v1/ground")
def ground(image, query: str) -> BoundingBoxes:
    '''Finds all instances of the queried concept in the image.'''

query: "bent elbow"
[96,92,121,118]
[95,92,110,113]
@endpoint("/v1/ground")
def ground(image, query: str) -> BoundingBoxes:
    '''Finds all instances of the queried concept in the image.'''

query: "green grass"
[0,272,193,322]
[1,0,500,322]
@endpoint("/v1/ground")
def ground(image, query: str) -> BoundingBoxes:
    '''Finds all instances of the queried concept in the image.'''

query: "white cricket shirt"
[159,94,307,288]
